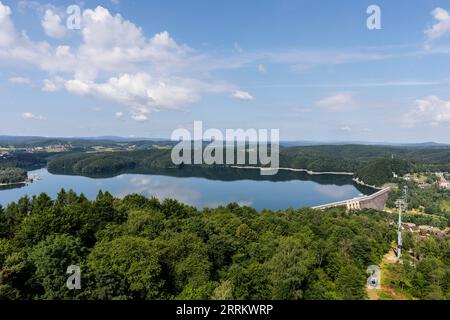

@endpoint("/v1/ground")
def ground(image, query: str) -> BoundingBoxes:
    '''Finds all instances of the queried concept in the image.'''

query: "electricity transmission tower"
[394,186,408,260]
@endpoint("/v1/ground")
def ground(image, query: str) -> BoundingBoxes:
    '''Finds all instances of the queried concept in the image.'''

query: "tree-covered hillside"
[46,144,441,186]
[0,191,394,300]
[47,150,173,177]
[387,233,450,300]
[354,158,414,186]
[0,167,27,185]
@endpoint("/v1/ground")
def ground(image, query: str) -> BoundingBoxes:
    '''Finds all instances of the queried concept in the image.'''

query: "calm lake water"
[0,167,375,211]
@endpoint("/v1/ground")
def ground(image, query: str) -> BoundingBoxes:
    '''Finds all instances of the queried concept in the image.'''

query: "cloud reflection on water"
[118,176,202,207]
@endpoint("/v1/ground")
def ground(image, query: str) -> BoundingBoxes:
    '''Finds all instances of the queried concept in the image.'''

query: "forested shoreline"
[45,144,450,187]
[2,142,450,187]
[0,167,28,185]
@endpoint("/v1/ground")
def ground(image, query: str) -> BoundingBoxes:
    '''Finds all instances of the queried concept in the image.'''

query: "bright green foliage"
[87,236,163,300]
[0,190,405,300]
[355,158,413,186]
[388,235,450,300]
[28,234,85,299]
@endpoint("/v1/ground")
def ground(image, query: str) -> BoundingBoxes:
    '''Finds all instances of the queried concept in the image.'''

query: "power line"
[394,186,408,260]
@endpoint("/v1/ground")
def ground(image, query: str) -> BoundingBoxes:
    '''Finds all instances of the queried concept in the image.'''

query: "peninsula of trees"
[0,167,27,185]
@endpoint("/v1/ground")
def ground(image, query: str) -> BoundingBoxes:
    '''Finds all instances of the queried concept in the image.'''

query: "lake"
[0,167,376,211]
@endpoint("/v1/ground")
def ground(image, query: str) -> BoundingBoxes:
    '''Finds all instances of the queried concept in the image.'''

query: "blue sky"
[1,0,450,142]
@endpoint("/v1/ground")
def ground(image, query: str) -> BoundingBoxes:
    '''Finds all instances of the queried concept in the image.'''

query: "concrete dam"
[312,187,390,211]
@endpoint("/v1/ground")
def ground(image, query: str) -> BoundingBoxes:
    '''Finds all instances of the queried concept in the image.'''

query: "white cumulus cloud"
[63,73,203,121]
[0,1,15,47]
[41,9,65,38]
[425,8,450,41]
[115,111,124,118]
[0,4,244,121]
[404,96,450,127]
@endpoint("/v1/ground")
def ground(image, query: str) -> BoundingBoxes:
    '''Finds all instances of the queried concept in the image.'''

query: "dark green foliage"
[87,236,163,299]
[389,235,450,300]
[387,182,450,227]
[47,150,173,177]
[354,158,413,186]
[0,191,397,300]
[45,144,450,187]
[0,152,49,171]
[0,167,27,185]
[28,234,85,299]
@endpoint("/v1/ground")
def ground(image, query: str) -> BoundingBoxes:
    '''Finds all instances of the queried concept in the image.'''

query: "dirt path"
[367,248,410,300]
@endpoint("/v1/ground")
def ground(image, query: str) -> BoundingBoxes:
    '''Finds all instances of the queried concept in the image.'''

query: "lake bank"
[231,165,354,176]
[0,178,33,187]
[231,165,381,190]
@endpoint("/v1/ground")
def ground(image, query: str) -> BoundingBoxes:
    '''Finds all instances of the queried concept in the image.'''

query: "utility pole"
[395,186,408,260]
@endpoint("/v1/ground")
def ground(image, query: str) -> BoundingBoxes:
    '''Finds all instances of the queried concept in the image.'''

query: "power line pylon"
[394,186,408,260]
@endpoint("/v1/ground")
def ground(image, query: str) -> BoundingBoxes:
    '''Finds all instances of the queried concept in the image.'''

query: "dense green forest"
[354,158,414,186]
[0,152,49,171]
[0,190,396,300]
[47,150,173,176]
[0,167,27,185]
[387,233,450,300]
[387,182,450,227]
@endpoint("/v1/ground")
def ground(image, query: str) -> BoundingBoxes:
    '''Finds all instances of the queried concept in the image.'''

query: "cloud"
[115,111,124,119]
[9,76,31,84]
[339,126,352,132]
[232,90,254,101]
[0,2,15,47]
[251,80,447,89]
[270,49,393,73]
[118,176,201,206]
[234,42,243,53]
[316,92,356,112]
[0,4,245,121]
[404,96,450,127]
[77,7,191,76]
[63,73,204,120]
[425,8,450,42]
[131,114,148,122]
[258,64,267,73]
[21,112,45,120]
[42,78,61,92]
[41,9,65,38]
